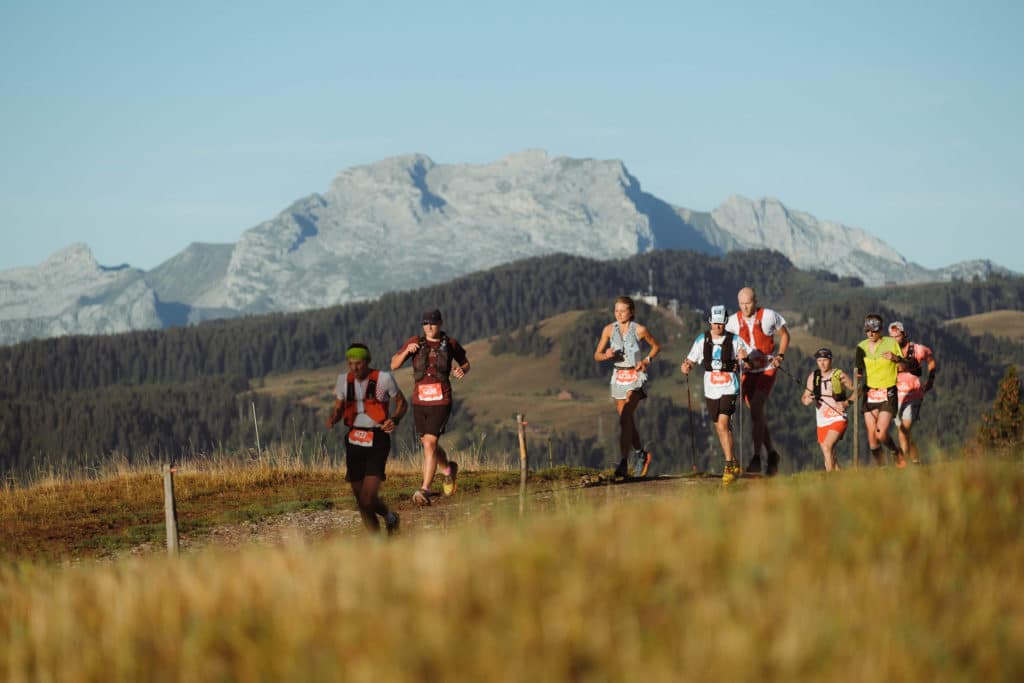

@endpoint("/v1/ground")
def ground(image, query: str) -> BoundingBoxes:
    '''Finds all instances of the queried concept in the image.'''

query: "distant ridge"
[0,151,1015,345]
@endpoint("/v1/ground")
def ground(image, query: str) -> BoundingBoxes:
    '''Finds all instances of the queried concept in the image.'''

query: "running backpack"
[703,332,737,372]
[412,333,452,382]
[813,369,847,402]
[902,342,922,376]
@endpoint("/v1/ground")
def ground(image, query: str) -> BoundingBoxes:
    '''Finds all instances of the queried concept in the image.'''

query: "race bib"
[867,388,889,403]
[709,371,732,386]
[417,383,445,402]
[347,429,374,447]
[897,377,920,394]
[614,368,639,385]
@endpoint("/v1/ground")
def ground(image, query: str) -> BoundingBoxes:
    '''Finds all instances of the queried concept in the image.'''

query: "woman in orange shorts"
[801,348,854,471]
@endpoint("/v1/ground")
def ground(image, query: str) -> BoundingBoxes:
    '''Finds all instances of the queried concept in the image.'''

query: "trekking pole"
[736,359,744,475]
[685,373,698,474]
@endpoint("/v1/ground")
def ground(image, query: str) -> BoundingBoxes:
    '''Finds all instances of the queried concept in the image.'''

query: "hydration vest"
[813,369,847,402]
[342,370,388,427]
[901,342,923,376]
[412,333,452,382]
[703,332,737,372]
[736,308,775,356]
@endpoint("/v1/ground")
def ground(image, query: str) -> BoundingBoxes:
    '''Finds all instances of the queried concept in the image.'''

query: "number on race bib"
[709,371,732,386]
[867,388,889,403]
[417,383,445,402]
[614,368,638,385]
[347,429,374,447]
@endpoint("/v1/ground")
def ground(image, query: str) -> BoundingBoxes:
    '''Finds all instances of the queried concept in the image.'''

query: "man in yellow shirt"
[855,314,905,466]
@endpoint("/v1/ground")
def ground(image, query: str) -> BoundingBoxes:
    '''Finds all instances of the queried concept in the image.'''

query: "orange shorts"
[817,421,847,444]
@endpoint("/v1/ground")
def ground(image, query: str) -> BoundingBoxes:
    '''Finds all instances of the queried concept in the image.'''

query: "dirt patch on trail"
[126,474,721,558]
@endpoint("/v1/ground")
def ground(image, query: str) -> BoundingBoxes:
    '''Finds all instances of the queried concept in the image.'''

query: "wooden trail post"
[852,375,860,468]
[517,413,528,516]
[251,401,263,462]
[162,464,180,556]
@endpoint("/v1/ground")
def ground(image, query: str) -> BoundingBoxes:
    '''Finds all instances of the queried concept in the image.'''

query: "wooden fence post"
[852,375,860,469]
[251,401,263,463]
[517,414,528,516]
[163,464,179,556]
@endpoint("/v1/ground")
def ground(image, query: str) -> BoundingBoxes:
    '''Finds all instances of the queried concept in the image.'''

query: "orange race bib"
[614,368,639,385]
[709,371,732,386]
[417,383,445,402]
[867,388,889,403]
[347,429,374,447]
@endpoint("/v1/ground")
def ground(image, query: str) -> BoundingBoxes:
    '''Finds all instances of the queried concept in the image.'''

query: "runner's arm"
[924,351,938,392]
[594,325,616,362]
[381,390,408,433]
[839,370,855,395]
[390,338,419,370]
[801,373,815,406]
[452,341,470,378]
[770,325,790,367]
[636,324,661,370]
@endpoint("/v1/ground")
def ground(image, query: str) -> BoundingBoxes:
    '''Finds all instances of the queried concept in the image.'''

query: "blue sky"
[2,1,1022,272]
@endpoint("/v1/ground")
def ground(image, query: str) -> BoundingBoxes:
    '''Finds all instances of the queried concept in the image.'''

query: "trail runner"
[725,287,790,476]
[326,343,407,535]
[801,347,855,472]
[593,296,661,478]
[889,321,938,464]
[855,314,905,467]
[391,309,470,505]
[681,305,751,485]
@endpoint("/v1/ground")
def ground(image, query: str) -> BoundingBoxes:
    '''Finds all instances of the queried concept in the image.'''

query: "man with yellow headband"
[327,343,408,535]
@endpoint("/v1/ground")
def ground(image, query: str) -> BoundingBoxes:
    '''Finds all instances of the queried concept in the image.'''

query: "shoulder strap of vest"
[813,368,822,400]
[703,332,735,371]
[346,370,379,401]
[832,369,846,400]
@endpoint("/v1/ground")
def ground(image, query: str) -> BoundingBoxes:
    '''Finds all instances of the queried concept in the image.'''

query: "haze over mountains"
[0,150,1013,346]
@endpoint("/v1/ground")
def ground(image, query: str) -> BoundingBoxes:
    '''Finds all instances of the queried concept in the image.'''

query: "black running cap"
[814,347,832,359]
[421,309,442,324]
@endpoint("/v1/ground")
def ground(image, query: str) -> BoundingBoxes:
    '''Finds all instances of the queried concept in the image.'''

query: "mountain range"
[0,150,1013,346]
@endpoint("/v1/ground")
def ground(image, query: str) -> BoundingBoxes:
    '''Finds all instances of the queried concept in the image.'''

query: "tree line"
[2,249,1023,478]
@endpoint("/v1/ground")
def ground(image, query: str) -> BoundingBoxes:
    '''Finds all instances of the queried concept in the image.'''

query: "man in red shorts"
[391,309,470,506]
[725,287,790,476]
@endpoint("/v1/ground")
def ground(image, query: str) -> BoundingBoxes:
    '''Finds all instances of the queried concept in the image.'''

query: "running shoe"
[412,488,432,506]
[384,511,400,536]
[722,462,740,485]
[614,458,629,479]
[634,450,652,478]
[443,461,459,496]
[766,450,780,477]
[747,453,762,474]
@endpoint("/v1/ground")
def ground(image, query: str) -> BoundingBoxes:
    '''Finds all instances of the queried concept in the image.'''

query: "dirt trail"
[133,475,721,557]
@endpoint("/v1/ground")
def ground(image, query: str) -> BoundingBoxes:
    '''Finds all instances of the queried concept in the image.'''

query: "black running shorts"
[414,404,452,437]
[706,394,737,421]
[862,386,898,415]
[344,429,390,482]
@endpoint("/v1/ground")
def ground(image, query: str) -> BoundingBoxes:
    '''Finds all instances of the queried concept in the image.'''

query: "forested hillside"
[2,250,1022,479]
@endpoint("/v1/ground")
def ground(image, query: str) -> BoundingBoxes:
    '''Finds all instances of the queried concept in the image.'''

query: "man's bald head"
[737,287,758,316]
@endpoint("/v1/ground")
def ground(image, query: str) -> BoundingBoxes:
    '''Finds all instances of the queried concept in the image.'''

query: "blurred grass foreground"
[2,460,1023,682]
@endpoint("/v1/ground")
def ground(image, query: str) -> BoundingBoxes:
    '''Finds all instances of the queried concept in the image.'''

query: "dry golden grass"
[948,309,1024,342]
[0,445,526,561]
[2,459,1022,681]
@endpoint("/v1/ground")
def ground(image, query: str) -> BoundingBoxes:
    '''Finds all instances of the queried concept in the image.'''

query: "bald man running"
[725,287,790,476]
